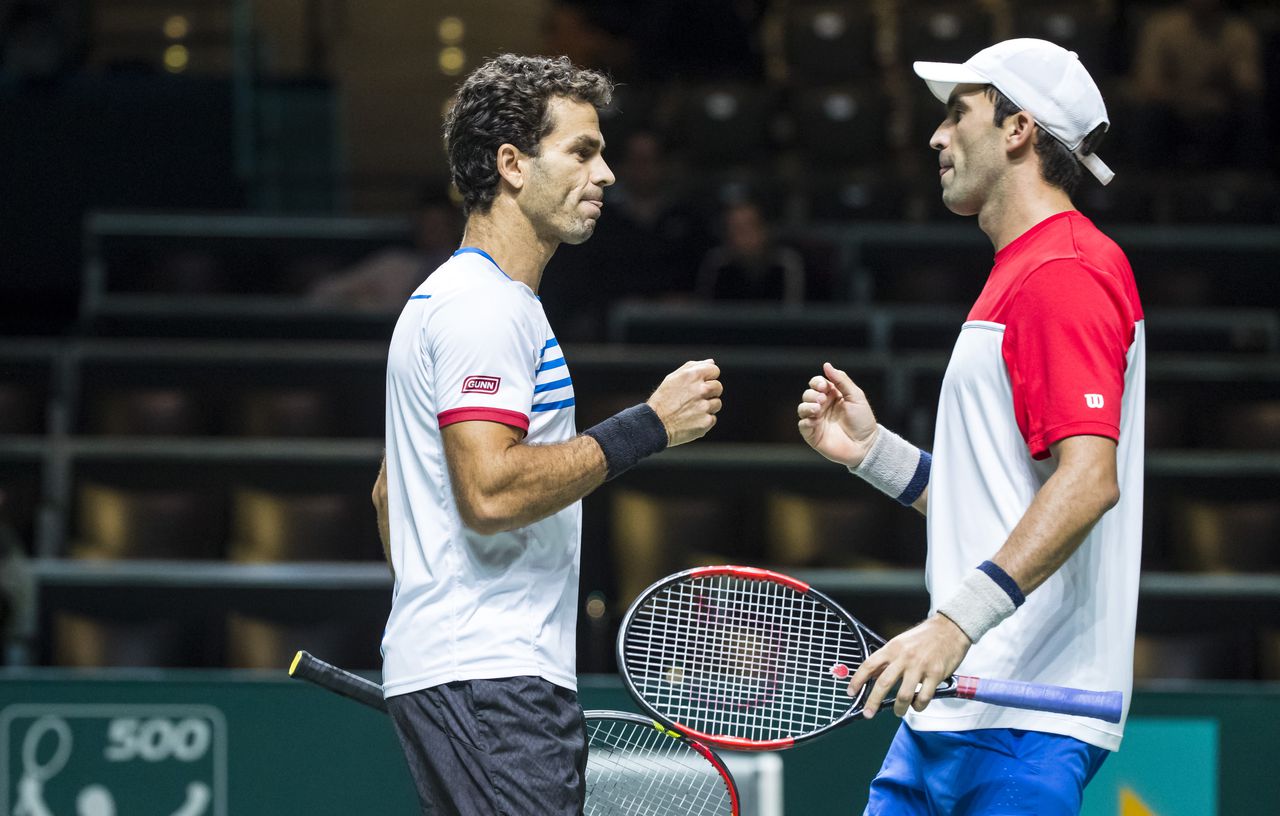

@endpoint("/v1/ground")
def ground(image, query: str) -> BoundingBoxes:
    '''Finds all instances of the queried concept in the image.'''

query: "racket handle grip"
[289,650,388,713]
[956,676,1123,723]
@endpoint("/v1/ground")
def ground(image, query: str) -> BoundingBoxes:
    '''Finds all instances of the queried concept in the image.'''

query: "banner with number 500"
[1,705,226,816]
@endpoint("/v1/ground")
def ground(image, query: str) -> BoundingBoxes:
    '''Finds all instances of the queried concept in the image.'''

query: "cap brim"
[912,61,989,104]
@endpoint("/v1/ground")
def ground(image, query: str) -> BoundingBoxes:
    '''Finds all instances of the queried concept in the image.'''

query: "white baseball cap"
[913,38,1113,185]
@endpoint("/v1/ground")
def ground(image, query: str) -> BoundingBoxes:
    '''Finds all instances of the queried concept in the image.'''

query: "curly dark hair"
[986,86,1092,197]
[444,54,614,216]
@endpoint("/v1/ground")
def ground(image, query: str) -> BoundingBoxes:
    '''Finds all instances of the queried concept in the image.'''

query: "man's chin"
[941,192,978,217]
[560,222,597,245]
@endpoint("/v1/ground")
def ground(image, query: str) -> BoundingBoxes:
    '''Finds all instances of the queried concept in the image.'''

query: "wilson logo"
[1084,393,1105,409]
[462,376,501,395]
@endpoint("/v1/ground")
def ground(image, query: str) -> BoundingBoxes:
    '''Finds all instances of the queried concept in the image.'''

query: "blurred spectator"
[0,1,79,83]
[307,188,463,310]
[602,130,711,295]
[542,130,712,339]
[545,0,763,82]
[544,1,637,80]
[1129,0,1265,169]
[696,199,805,305]
[638,0,765,80]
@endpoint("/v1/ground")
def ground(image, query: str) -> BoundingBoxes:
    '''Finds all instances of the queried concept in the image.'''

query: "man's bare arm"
[445,359,722,535]
[443,423,607,534]
[987,434,1119,593]
[850,434,1119,717]
[372,456,392,579]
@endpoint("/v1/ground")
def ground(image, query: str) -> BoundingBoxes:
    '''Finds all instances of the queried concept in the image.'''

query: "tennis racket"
[617,565,1124,751]
[288,651,740,816]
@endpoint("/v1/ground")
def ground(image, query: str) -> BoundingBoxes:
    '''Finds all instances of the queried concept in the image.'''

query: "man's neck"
[977,178,1076,254]
[458,201,559,292]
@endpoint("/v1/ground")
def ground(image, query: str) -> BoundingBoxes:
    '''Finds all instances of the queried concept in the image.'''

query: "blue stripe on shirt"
[531,397,575,412]
[536,357,567,373]
[534,376,573,394]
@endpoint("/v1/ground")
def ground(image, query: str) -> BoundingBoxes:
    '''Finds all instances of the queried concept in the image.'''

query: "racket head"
[584,710,739,816]
[616,565,875,750]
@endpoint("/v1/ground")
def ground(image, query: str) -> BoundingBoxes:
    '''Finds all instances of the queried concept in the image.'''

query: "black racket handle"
[289,650,388,713]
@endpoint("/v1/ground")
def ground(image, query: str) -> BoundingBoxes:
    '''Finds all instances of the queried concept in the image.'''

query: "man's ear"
[1005,111,1036,156]
[495,143,526,191]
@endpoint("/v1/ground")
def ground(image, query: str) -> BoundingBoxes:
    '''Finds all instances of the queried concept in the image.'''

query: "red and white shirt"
[381,248,581,697]
[906,211,1145,751]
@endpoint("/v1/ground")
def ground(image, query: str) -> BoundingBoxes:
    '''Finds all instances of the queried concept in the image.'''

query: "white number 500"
[104,718,212,762]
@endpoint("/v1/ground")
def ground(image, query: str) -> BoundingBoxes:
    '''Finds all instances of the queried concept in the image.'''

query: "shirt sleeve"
[1002,259,1135,460]
[429,286,540,434]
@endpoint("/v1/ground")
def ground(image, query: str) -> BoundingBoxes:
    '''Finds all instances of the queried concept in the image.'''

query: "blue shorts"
[864,723,1109,816]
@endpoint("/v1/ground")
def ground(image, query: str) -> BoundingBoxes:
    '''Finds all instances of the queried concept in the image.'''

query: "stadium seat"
[1010,2,1110,72]
[235,388,337,437]
[227,611,378,671]
[75,481,224,559]
[668,84,777,167]
[1216,400,1280,450]
[1076,175,1157,224]
[230,487,367,562]
[899,2,995,64]
[1133,632,1246,680]
[1169,499,1280,573]
[53,612,201,667]
[0,383,42,434]
[1170,175,1280,225]
[1144,396,1192,449]
[801,168,910,222]
[596,83,660,145]
[784,4,879,84]
[610,489,732,606]
[764,492,891,568]
[790,84,890,163]
[91,388,209,436]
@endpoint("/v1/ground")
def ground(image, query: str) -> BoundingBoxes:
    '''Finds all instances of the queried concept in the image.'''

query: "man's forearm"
[935,437,1118,645]
[448,434,608,535]
[989,439,1119,595]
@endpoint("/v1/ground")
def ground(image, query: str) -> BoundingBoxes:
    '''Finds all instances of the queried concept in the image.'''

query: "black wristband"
[582,404,668,480]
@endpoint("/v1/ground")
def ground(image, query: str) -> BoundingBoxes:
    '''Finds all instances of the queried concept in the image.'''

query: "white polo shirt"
[906,212,1145,751]
[380,248,581,697]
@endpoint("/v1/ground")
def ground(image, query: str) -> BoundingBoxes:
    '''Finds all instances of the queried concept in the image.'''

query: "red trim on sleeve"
[438,407,530,432]
[1027,421,1120,460]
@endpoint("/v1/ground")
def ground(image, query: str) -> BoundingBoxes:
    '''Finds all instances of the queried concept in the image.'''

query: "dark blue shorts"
[864,723,1109,816]
[386,676,588,816]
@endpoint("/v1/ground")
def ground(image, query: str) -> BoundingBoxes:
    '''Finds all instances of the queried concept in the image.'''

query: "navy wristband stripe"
[895,451,931,506]
[977,560,1025,607]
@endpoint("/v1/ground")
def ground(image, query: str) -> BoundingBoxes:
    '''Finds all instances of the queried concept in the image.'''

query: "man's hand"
[847,614,972,718]
[797,362,880,468]
[646,359,723,447]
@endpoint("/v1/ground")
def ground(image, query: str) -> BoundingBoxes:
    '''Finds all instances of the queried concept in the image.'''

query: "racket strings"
[622,576,867,743]
[585,717,734,816]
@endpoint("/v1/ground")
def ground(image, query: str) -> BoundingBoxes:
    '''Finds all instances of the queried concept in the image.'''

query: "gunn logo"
[1084,393,1105,409]
[462,376,501,395]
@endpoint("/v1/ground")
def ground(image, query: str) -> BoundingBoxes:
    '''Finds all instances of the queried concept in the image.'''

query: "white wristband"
[936,567,1020,644]
[849,424,931,506]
